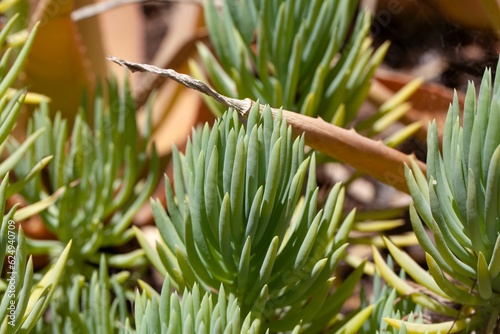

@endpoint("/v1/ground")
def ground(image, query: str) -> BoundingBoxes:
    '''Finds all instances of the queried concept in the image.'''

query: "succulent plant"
[12,79,160,274]
[379,60,500,333]
[136,104,369,332]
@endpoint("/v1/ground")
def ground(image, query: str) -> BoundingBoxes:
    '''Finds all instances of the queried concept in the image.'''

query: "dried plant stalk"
[108,56,426,193]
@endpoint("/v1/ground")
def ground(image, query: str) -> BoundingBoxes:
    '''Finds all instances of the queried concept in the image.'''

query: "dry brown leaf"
[424,0,500,33]
[375,0,500,34]
[24,0,92,122]
[108,56,427,194]
[23,0,146,126]
[75,0,146,87]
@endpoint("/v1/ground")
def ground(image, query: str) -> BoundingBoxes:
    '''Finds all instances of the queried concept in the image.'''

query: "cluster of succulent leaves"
[0,19,52,211]
[199,0,382,122]
[0,17,72,332]
[136,104,370,332]
[34,255,134,333]
[12,77,160,274]
[359,260,423,334]
[196,0,422,148]
[0,176,71,333]
[368,60,500,333]
[135,277,262,334]
[0,15,156,332]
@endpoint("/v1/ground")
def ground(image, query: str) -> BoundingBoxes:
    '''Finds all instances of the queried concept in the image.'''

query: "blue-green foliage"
[361,263,421,334]
[12,79,160,272]
[200,0,387,125]
[135,277,263,334]
[405,60,500,331]
[140,104,361,332]
[36,256,133,334]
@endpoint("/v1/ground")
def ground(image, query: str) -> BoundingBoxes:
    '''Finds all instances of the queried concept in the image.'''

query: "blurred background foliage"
[0,0,499,332]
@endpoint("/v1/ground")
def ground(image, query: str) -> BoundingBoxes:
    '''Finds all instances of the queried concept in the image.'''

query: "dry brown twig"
[107,56,427,194]
[72,0,206,21]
